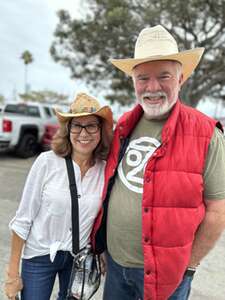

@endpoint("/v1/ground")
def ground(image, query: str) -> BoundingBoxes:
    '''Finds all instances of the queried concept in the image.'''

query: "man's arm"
[188,199,225,267]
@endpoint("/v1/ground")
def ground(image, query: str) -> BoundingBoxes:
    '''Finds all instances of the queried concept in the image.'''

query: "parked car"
[41,123,59,150]
[0,102,57,158]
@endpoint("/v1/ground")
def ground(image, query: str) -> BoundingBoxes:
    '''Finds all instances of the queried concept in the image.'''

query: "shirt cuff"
[9,217,31,241]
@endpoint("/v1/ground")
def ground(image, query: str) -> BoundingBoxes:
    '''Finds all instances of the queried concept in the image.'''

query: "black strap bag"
[65,156,101,300]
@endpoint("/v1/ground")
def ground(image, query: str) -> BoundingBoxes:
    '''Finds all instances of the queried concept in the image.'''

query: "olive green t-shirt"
[107,115,225,268]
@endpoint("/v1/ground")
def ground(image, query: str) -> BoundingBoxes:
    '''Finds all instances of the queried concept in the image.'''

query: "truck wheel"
[16,134,38,158]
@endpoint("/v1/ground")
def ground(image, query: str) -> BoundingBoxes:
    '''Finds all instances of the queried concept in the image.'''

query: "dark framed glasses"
[70,122,101,134]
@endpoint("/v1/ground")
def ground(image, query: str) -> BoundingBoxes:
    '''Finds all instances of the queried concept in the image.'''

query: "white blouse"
[9,150,105,262]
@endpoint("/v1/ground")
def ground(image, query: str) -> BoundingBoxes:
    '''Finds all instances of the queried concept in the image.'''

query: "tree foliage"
[50,0,225,107]
[21,50,33,65]
[0,94,5,103]
[19,90,68,104]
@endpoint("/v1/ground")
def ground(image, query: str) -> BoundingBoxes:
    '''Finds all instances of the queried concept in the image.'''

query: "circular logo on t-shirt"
[118,137,161,193]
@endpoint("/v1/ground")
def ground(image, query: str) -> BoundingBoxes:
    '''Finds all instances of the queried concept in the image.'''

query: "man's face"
[133,60,183,119]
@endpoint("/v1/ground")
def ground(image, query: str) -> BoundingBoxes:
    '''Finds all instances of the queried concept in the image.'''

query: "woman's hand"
[100,252,107,276]
[4,272,23,300]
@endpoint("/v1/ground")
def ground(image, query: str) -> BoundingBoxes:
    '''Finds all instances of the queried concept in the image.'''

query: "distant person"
[91,25,225,300]
[4,92,113,300]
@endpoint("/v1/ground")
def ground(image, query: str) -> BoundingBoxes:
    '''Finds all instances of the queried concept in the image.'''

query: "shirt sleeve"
[9,152,48,240]
[203,127,225,200]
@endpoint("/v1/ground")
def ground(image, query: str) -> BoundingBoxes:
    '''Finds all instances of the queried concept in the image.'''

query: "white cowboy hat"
[55,92,113,133]
[110,25,205,83]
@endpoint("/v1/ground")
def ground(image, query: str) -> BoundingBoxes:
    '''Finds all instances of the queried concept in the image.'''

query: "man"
[91,25,225,300]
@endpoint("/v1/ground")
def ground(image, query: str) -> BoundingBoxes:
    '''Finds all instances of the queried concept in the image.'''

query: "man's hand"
[100,252,107,276]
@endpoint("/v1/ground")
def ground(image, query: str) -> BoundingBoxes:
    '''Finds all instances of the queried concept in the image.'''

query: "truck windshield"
[4,104,40,117]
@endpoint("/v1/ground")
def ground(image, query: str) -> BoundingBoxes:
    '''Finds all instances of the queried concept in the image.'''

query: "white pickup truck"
[0,102,57,158]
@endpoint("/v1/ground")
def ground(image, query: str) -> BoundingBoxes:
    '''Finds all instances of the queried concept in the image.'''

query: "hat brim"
[110,48,204,83]
[55,105,113,130]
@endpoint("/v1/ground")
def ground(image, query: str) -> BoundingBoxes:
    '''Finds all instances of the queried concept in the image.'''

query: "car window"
[27,106,40,117]
[43,106,52,118]
[4,104,40,117]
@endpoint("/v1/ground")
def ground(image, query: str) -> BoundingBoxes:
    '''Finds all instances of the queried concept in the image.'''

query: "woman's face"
[69,115,101,159]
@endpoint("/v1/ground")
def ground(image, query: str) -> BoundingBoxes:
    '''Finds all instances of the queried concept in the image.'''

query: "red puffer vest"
[91,100,220,300]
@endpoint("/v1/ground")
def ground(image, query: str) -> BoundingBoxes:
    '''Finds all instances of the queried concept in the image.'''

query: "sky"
[0,0,88,102]
[0,1,223,118]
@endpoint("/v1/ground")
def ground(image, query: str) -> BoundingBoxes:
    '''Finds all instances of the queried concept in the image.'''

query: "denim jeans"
[168,274,193,300]
[21,251,73,300]
[103,252,193,300]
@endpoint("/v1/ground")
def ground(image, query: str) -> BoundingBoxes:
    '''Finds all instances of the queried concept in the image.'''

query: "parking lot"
[0,152,225,299]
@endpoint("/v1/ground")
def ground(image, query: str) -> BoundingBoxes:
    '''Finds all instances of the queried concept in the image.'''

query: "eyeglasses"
[70,122,101,134]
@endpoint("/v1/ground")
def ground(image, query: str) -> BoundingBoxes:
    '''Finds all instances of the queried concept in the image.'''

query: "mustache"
[141,91,167,101]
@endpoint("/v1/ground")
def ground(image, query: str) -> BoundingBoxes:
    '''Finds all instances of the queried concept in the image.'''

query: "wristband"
[184,267,196,277]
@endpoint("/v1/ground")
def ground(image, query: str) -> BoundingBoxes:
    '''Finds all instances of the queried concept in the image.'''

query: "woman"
[4,92,113,300]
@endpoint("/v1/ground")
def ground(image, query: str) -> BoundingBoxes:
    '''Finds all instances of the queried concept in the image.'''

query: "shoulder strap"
[65,156,80,255]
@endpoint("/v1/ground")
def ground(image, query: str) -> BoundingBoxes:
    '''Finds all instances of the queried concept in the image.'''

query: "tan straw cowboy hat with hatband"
[110,25,205,83]
[55,92,113,134]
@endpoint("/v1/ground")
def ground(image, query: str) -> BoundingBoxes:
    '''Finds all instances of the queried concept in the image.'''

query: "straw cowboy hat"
[55,92,113,132]
[110,25,205,83]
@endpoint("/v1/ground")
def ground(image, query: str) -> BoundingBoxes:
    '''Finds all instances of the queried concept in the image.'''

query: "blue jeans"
[168,274,193,300]
[21,251,73,300]
[103,252,193,300]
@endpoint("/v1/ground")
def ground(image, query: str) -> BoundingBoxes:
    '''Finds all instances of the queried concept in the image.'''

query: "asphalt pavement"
[0,153,225,300]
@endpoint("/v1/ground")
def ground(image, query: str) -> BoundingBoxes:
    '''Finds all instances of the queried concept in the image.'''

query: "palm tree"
[21,50,33,93]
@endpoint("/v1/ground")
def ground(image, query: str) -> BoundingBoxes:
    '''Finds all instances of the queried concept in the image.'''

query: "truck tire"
[16,133,38,158]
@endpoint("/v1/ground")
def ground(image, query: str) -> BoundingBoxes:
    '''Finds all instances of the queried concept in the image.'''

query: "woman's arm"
[5,153,48,299]
[5,231,25,299]
[9,152,47,240]
[7,231,25,276]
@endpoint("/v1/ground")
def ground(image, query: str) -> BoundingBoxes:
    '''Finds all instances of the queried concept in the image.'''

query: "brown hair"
[51,116,113,160]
